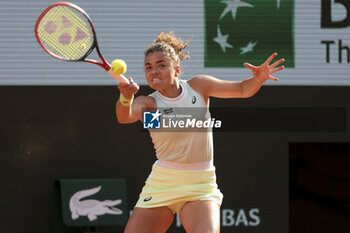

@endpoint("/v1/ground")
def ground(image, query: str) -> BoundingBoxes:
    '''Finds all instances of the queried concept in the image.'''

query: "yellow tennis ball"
[111,59,127,75]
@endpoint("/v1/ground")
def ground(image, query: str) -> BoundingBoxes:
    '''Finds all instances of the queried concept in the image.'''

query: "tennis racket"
[34,1,129,83]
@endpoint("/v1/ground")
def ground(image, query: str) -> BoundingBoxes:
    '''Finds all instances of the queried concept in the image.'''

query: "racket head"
[35,2,96,61]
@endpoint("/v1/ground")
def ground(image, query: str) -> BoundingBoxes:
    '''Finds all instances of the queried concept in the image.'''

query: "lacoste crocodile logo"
[69,186,123,222]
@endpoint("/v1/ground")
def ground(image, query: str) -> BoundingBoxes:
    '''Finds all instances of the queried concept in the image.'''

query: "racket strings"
[37,5,94,60]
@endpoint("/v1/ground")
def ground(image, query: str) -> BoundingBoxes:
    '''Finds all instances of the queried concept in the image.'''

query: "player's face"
[144,51,180,91]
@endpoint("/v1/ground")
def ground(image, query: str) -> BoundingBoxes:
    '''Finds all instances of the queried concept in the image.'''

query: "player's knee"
[185,219,220,233]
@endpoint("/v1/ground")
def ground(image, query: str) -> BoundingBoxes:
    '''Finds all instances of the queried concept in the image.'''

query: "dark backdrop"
[0,85,349,233]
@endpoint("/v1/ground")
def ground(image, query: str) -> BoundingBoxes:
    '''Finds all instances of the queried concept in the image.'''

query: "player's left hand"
[244,53,285,85]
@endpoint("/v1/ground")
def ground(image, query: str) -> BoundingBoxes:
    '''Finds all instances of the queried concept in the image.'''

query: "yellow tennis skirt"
[135,161,223,213]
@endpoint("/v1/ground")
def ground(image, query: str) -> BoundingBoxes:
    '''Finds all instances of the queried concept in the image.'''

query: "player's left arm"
[189,53,285,99]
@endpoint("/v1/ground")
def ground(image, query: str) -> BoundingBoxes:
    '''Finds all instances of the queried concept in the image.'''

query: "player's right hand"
[118,77,139,99]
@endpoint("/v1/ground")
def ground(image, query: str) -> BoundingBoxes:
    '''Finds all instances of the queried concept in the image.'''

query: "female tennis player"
[116,32,285,233]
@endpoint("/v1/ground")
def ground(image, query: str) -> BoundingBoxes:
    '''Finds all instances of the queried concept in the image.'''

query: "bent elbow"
[117,117,129,124]
[242,93,255,98]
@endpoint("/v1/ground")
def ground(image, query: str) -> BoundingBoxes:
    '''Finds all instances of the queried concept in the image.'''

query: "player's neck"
[158,81,182,98]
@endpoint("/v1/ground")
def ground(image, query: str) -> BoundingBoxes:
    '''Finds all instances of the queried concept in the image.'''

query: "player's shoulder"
[188,75,214,86]
[187,75,214,96]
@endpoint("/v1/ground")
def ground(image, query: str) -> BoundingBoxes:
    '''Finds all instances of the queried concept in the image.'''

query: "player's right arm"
[116,78,156,124]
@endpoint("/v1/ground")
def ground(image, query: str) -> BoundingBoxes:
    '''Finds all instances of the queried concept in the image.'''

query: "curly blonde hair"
[145,31,190,67]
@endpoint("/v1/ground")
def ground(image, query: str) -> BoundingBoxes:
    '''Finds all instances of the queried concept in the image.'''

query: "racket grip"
[107,69,130,84]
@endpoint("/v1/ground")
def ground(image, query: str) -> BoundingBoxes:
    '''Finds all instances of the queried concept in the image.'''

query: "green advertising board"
[59,179,128,227]
[204,0,294,68]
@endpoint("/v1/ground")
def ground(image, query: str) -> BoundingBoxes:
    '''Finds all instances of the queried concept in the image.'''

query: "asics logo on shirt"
[143,196,152,202]
[192,96,196,104]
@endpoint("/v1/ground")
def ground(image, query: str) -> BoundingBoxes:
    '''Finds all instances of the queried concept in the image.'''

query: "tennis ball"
[111,59,127,75]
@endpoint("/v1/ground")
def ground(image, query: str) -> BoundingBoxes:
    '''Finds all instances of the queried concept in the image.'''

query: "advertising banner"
[0,0,349,85]
[59,179,128,227]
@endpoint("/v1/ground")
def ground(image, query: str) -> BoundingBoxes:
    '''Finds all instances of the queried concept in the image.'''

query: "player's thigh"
[124,207,174,233]
[179,200,221,233]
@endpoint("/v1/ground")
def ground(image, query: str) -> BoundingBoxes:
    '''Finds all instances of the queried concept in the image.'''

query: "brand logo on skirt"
[143,196,152,202]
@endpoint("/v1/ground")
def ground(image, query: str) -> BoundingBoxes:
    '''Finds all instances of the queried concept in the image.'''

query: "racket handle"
[107,69,130,84]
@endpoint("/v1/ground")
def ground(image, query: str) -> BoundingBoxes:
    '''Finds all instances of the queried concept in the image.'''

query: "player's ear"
[175,66,181,78]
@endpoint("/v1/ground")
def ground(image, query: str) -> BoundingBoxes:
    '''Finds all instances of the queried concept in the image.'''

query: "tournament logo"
[204,0,294,67]
[143,110,161,129]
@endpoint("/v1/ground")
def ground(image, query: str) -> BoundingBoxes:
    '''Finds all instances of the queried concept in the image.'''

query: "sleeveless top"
[148,79,214,163]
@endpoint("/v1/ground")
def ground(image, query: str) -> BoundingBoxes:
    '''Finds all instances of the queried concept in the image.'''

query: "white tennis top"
[148,79,214,164]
